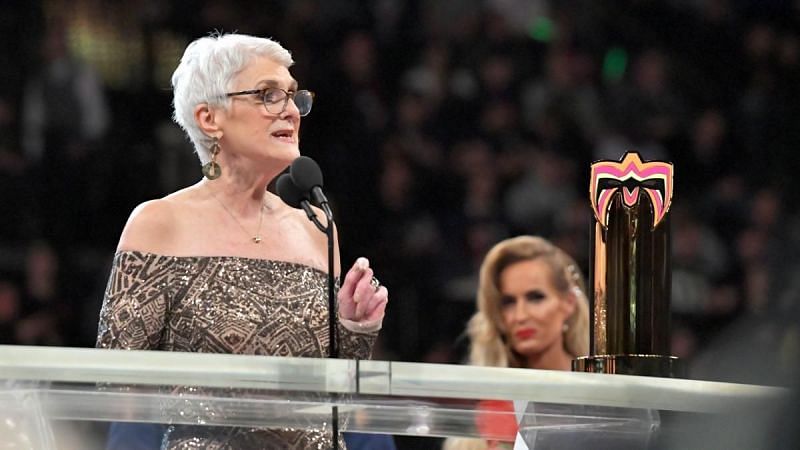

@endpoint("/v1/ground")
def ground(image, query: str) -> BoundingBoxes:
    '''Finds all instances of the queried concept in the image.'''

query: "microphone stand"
[281,165,341,449]
[298,203,337,356]
[322,206,338,450]
[321,206,338,359]
[299,200,339,449]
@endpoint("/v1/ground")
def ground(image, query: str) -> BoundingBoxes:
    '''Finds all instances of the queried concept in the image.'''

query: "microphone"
[276,173,324,230]
[289,156,332,219]
[276,172,305,209]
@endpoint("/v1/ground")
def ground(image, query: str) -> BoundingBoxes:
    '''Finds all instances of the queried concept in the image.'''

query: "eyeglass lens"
[263,89,313,116]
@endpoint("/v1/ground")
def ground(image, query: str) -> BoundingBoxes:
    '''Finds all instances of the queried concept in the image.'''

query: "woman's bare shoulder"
[116,187,199,254]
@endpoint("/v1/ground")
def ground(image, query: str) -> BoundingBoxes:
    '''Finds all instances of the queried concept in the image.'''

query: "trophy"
[573,152,684,377]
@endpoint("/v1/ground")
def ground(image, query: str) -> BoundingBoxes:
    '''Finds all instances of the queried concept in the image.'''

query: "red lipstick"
[515,328,536,340]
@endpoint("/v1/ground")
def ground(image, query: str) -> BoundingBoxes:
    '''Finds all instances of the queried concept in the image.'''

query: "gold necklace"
[206,185,265,244]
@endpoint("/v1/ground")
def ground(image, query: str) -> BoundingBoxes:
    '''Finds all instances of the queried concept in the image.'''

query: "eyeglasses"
[225,88,315,116]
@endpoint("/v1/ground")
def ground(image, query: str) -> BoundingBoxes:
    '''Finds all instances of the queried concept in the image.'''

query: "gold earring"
[202,138,222,180]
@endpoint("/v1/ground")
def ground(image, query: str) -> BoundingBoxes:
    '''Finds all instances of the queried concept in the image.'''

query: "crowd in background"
[1,0,799,385]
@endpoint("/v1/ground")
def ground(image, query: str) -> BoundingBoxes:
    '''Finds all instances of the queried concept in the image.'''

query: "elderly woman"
[96,33,388,449]
[444,235,589,450]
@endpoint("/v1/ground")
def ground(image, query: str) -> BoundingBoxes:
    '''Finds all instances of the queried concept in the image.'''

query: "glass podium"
[0,345,787,449]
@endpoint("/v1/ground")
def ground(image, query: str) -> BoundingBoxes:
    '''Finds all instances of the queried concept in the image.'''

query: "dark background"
[1,0,798,388]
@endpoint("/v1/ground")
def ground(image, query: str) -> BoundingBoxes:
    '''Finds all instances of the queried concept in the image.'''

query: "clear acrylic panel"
[0,345,788,449]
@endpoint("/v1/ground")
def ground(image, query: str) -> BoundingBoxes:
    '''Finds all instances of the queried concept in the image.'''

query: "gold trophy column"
[573,152,684,377]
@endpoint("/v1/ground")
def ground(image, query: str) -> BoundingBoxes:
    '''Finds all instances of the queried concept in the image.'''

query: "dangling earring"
[202,137,222,180]
[562,322,570,333]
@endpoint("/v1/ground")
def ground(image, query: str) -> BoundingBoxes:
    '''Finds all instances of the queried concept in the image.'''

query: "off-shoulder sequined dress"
[96,251,377,449]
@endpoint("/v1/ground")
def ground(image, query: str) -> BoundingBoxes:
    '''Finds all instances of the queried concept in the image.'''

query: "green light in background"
[528,17,555,42]
[603,47,628,82]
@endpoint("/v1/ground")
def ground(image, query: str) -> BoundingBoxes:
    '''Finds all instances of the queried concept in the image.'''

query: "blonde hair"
[466,235,590,368]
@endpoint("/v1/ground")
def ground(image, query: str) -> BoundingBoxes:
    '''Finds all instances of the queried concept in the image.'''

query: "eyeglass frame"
[224,88,315,116]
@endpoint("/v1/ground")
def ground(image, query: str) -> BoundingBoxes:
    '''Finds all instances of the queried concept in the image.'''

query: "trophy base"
[573,354,686,378]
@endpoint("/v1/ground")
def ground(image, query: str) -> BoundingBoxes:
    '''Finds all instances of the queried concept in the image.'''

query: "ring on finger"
[369,276,381,292]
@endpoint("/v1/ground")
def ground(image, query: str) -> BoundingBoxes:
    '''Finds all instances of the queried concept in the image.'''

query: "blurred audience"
[0,1,797,392]
[21,20,110,247]
[1,4,797,450]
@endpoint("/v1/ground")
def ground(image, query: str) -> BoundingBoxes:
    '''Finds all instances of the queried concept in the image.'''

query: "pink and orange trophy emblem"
[574,151,684,377]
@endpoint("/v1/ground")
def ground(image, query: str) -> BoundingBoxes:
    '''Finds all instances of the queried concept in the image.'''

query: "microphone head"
[289,156,324,192]
[276,173,307,209]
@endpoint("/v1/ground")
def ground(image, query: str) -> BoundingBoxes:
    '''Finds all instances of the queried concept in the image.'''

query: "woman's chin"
[258,144,300,164]
[275,144,301,160]
[513,341,545,358]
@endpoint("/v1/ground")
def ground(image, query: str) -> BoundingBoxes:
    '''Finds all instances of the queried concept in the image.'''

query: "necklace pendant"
[253,236,262,244]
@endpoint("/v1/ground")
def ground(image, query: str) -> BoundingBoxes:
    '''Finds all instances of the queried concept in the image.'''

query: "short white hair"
[171,32,294,164]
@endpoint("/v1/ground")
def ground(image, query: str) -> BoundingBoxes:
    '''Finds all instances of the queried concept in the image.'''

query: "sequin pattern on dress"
[97,251,378,449]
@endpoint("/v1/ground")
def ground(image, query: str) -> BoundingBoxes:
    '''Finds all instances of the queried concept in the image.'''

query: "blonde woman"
[444,235,589,450]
